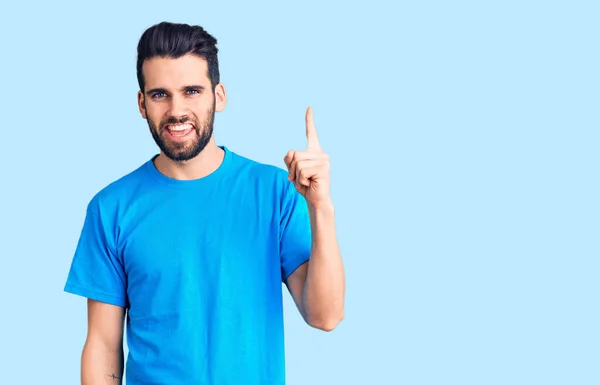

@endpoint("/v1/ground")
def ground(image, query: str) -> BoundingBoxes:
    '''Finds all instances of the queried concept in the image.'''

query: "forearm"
[302,201,345,330]
[81,340,124,385]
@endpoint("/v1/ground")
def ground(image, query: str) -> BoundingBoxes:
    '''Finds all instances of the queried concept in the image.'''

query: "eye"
[187,89,200,95]
[151,92,166,99]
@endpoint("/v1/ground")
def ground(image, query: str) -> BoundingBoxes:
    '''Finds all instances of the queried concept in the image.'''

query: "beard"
[146,103,215,162]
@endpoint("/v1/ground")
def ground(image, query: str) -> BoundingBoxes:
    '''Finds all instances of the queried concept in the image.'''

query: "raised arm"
[82,299,126,385]
[285,203,345,331]
[283,107,345,331]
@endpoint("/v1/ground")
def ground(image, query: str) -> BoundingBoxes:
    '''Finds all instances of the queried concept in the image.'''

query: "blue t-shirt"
[64,146,311,384]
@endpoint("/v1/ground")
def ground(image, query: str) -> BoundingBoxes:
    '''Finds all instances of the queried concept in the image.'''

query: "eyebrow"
[146,85,206,95]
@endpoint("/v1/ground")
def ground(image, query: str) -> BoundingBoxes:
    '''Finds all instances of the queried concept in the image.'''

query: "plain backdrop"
[0,1,598,384]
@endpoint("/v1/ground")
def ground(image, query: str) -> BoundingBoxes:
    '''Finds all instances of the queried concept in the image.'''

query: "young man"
[64,21,345,384]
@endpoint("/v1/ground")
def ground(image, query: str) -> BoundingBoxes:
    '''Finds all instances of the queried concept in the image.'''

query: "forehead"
[142,54,210,88]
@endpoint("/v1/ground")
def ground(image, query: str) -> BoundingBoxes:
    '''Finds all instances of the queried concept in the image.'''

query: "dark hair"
[136,21,220,92]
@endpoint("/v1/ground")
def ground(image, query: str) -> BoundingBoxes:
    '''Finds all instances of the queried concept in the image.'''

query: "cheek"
[146,106,166,124]
[188,107,208,123]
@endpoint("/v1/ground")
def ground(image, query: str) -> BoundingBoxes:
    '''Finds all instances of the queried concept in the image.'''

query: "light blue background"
[0,0,598,384]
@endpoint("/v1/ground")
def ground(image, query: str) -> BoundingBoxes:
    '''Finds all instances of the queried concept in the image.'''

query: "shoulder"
[228,148,290,186]
[86,159,153,215]
[226,148,298,209]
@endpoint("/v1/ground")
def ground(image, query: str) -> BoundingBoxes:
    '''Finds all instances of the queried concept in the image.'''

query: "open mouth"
[164,123,194,139]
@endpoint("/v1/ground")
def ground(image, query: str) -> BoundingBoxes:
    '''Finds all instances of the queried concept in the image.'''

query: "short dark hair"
[136,21,220,93]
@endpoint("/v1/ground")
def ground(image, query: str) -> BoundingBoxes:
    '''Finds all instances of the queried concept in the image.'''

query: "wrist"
[308,198,335,214]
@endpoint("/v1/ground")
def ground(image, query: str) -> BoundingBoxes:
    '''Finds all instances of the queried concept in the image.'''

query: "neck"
[154,139,225,180]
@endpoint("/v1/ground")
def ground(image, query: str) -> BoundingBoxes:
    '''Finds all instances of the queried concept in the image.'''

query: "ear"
[137,90,147,119]
[214,83,227,112]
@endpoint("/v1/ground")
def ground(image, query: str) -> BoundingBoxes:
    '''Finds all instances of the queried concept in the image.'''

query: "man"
[64,21,345,385]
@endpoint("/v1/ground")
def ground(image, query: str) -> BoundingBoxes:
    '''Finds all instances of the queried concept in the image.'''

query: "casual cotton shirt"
[64,146,312,384]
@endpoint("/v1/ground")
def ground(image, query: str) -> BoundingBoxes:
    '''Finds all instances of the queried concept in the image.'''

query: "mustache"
[160,116,196,128]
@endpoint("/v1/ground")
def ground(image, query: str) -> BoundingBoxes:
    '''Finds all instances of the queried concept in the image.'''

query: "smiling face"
[137,54,226,162]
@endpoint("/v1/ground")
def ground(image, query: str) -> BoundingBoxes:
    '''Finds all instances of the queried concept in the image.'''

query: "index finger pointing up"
[305,106,321,150]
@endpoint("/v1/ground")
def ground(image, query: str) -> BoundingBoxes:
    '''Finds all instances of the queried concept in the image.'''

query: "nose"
[168,94,188,119]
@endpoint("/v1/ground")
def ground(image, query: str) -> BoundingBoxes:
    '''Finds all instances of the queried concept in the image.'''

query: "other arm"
[82,299,126,385]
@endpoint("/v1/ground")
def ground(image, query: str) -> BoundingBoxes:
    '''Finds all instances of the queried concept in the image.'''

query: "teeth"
[168,124,193,131]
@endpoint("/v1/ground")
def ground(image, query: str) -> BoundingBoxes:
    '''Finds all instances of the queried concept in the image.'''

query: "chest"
[117,191,280,290]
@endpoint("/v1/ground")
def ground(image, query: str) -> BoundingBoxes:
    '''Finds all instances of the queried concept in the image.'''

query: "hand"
[284,107,332,210]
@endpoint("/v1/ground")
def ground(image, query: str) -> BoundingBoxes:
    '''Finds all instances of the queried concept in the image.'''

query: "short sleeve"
[279,179,312,281]
[64,198,127,307]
